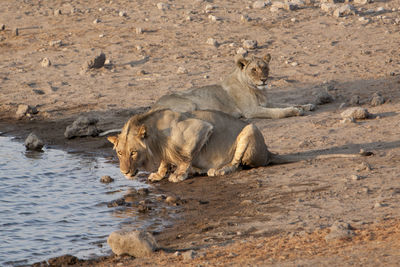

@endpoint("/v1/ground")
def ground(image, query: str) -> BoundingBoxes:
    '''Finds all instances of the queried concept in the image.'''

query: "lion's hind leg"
[207,124,269,176]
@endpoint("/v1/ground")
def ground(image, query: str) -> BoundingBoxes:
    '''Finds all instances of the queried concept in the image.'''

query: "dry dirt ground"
[1,0,400,266]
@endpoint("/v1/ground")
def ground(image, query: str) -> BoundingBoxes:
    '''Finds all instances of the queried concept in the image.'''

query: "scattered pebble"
[182,250,197,260]
[341,107,370,120]
[253,0,267,9]
[241,199,253,205]
[351,174,362,181]
[136,27,143,34]
[290,61,299,67]
[177,66,188,74]
[100,175,114,183]
[206,37,219,47]
[157,2,169,10]
[41,57,51,67]
[236,47,248,57]
[205,4,215,11]
[242,39,257,49]
[14,28,19,36]
[165,195,179,205]
[357,162,372,171]
[81,52,106,73]
[49,40,63,47]
[370,92,385,107]
[208,15,221,22]
[333,4,356,18]
[119,11,127,17]
[240,14,251,23]
[354,0,372,4]
[325,221,355,242]
[0,24,5,31]
[93,18,101,24]
[25,133,44,151]
[321,3,337,13]
[16,104,38,119]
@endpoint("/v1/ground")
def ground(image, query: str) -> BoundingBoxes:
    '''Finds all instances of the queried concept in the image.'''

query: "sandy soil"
[1,0,400,266]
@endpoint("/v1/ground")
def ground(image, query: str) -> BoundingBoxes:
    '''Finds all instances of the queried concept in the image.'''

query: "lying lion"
[107,109,276,182]
[152,54,314,119]
[108,109,368,182]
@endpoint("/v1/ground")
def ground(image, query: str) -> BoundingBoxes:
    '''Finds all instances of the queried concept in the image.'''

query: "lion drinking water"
[152,54,314,119]
[108,109,275,182]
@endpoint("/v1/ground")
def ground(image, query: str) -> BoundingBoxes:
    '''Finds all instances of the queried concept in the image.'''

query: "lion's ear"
[264,54,271,63]
[235,56,249,70]
[137,125,146,139]
[107,136,118,145]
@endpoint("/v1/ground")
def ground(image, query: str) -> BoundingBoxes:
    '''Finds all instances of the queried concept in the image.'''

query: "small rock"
[354,0,371,3]
[165,195,179,205]
[253,1,267,9]
[236,47,248,57]
[82,52,106,72]
[16,104,37,119]
[241,200,253,205]
[157,2,169,10]
[119,11,127,17]
[205,4,215,11]
[107,198,126,207]
[321,3,337,13]
[183,250,197,260]
[107,230,158,257]
[0,24,5,31]
[358,17,370,24]
[376,7,385,13]
[136,27,143,34]
[49,40,63,47]
[315,91,334,105]
[341,107,370,120]
[340,117,354,124]
[174,251,181,257]
[208,15,221,22]
[14,28,19,36]
[93,18,101,24]
[290,61,299,67]
[333,4,356,17]
[325,221,355,242]
[206,38,219,47]
[242,39,257,49]
[351,174,361,181]
[240,14,251,23]
[349,95,360,105]
[41,57,51,67]
[25,133,44,151]
[54,9,62,16]
[177,66,188,74]
[100,175,114,183]
[370,92,385,106]
[357,162,372,171]
[64,116,100,139]
[374,202,383,208]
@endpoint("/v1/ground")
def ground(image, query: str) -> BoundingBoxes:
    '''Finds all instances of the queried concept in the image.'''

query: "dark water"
[0,136,160,266]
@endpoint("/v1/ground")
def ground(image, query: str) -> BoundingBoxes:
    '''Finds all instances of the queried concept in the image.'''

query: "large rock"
[25,133,44,151]
[107,230,158,257]
[16,104,38,119]
[64,116,100,139]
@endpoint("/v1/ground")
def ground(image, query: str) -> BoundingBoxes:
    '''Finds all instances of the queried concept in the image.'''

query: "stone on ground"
[107,230,158,257]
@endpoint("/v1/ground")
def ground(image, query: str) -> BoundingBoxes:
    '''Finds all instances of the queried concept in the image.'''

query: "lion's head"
[107,122,149,178]
[235,54,271,90]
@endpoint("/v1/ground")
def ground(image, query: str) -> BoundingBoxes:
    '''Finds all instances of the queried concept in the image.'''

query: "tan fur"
[107,109,272,182]
[152,54,314,119]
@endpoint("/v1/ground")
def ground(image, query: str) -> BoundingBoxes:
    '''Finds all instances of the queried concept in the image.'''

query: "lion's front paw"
[207,168,217,177]
[168,173,187,183]
[148,172,164,182]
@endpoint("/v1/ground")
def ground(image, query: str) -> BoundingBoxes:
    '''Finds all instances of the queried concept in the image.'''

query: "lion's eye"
[117,151,122,156]
[251,68,257,73]
[130,151,137,156]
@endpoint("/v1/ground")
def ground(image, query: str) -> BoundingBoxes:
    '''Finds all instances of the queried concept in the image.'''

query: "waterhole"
[0,136,164,266]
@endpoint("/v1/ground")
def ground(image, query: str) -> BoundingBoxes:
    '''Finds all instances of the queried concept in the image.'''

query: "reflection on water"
[0,136,162,266]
